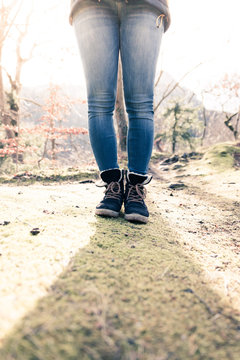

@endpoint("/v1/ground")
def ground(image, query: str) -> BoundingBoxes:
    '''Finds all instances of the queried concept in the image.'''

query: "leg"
[120,1,163,223]
[120,2,163,174]
[73,1,120,171]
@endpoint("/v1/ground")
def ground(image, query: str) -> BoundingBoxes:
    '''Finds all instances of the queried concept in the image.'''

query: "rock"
[79,180,94,184]
[0,221,10,226]
[173,164,183,170]
[169,183,187,190]
[161,155,179,165]
[30,228,40,236]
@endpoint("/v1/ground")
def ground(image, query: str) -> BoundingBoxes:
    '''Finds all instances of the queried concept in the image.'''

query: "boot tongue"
[128,172,150,185]
[100,169,121,184]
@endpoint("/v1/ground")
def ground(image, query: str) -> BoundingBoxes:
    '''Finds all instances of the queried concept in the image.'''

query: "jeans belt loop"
[156,14,165,28]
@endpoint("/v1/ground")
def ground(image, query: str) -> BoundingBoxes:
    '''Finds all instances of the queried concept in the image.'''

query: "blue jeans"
[73,0,163,174]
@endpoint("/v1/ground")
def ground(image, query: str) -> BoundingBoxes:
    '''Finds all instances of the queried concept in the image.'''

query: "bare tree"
[115,56,127,152]
[207,73,240,140]
[0,0,35,165]
[200,92,208,146]
[0,0,23,116]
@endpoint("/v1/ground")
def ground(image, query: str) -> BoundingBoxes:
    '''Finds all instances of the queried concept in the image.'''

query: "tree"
[0,0,35,164]
[208,73,240,140]
[0,0,22,121]
[115,57,127,152]
[161,99,201,154]
[0,84,88,170]
[37,84,88,167]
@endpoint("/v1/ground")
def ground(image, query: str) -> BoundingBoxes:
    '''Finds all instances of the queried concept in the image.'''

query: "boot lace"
[126,184,146,203]
[104,182,122,200]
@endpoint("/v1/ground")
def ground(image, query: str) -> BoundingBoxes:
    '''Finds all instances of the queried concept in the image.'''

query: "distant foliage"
[37,85,88,164]
[159,99,201,154]
[209,73,240,140]
[0,85,88,166]
[211,73,240,110]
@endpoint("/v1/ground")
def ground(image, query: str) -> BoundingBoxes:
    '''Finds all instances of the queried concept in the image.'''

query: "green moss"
[151,151,169,162]
[0,170,98,185]
[203,143,240,171]
[1,208,240,359]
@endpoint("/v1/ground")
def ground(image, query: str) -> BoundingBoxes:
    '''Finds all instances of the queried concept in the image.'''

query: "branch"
[1,0,24,43]
[154,62,203,112]
[16,3,34,63]
[2,66,15,88]
[187,92,195,104]
[224,112,238,128]
[20,97,43,107]
[154,69,163,88]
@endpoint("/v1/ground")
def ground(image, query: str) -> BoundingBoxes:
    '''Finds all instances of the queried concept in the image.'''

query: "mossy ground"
[202,143,240,171]
[0,167,98,185]
[1,205,240,360]
[0,142,240,359]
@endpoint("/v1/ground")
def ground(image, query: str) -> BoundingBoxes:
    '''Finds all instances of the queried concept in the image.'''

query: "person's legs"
[120,1,163,175]
[73,0,163,221]
[119,1,163,222]
[73,0,120,172]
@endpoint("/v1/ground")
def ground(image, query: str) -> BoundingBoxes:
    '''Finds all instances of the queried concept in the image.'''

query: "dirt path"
[0,167,239,359]
[0,183,99,343]
[150,167,240,314]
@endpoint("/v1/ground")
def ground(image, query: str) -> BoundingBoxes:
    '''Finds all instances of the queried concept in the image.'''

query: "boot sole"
[95,208,119,218]
[124,213,148,224]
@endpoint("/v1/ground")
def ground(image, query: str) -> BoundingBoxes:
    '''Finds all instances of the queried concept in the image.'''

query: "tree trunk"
[115,57,127,152]
[0,47,16,140]
[0,47,5,119]
[172,113,178,153]
[201,106,207,146]
[224,112,239,140]
[200,94,207,146]
[236,108,240,140]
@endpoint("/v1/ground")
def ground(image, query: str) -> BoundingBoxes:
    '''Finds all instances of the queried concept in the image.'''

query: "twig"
[20,97,43,107]
[183,288,240,327]
[15,216,34,228]
[154,63,203,112]
[183,288,213,316]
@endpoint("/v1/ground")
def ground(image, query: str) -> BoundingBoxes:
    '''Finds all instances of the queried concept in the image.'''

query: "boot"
[95,169,124,218]
[124,171,152,223]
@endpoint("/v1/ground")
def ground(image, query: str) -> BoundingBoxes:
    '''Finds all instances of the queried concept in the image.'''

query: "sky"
[3,0,240,108]
[163,0,240,92]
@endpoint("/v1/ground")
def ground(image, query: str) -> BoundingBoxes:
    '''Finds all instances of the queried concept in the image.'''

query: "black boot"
[95,169,124,218]
[124,171,152,223]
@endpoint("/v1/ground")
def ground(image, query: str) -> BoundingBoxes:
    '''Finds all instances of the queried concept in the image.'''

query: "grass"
[150,151,169,163]
[0,167,98,185]
[1,208,240,360]
[202,142,240,171]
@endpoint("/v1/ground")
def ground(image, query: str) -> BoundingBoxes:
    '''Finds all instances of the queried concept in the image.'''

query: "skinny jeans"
[73,0,163,174]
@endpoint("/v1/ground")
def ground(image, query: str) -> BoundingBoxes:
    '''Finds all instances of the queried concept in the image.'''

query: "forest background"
[0,0,239,177]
